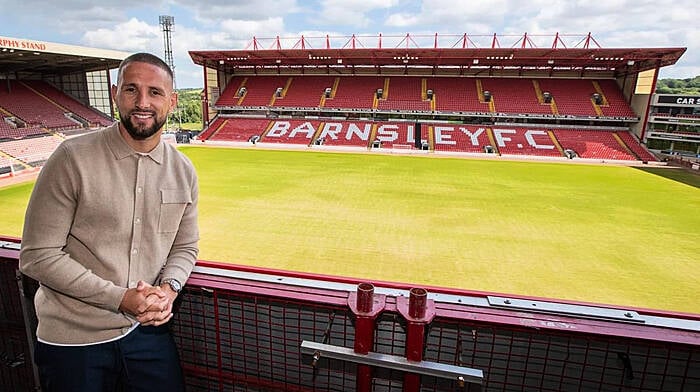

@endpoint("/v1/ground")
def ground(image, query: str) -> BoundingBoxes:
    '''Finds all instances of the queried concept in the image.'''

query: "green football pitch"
[2,146,699,313]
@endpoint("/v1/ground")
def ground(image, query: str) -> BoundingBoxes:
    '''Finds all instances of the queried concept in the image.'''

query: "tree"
[656,76,700,94]
[168,88,203,128]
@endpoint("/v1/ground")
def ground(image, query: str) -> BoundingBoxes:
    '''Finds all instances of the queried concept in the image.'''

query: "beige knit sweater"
[20,124,199,344]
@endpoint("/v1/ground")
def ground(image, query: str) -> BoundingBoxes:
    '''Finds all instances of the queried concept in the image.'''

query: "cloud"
[1,0,697,87]
[385,13,420,28]
[220,17,286,42]
[82,18,242,88]
[314,0,400,28]
[413,0,517,29]
[80,17,206,88]
[0,0,151,35]
[171,0,300,23]
[81,18,161,53]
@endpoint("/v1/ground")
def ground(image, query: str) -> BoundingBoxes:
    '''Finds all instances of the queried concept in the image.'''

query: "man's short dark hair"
[117,52,174,85]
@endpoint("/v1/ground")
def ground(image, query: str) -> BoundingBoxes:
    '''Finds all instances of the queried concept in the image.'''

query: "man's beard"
[119,110,167,140]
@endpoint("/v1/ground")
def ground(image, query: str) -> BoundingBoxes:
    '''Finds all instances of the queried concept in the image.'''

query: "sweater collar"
[107,123,164,164]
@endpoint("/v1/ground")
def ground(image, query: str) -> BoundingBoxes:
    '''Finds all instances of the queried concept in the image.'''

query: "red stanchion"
[397,287,436,392]
[348,282,386,392]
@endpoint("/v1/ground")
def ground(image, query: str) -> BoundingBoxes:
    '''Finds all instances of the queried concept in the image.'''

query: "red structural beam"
[190,32,685,76]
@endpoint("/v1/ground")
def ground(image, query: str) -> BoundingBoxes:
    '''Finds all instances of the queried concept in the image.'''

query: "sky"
[1,0,698,89]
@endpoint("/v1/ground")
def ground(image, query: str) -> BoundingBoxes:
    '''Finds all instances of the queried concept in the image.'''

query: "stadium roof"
[0,35,130,76]
[189,33,686,77]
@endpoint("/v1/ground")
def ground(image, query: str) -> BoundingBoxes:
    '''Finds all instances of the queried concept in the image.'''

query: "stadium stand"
[1,112,46,140]
[188,32,690,168]
[492,126,563,157]
[323,76,383,110]
[200,68,661,163]
[214,74,644,121]
[552,129,637,160]
[314,120,374,147]
[0,124,47,140]
[0,112,12,134]
[429,77,488,113]
[236,75,290,107]
[480,78,553,115]
[0,135,63,167]
[196,116,227,140]
[616,130,658,161]
[0,153,17,174]
[273,76,336,108]
[645,93,700,157]
[21,80,112,127]
[370,121,421,149]
[217,76,640,117]
[213,76,245,107]
[207,118,429,150]
[261,118,320,145]
[207,117,272,143]
[536,78,599,117]
[200,114,660,162]
[430,123,492,153]
[0,80,80,130]
[376,77,431,112]
[595,79,638,118]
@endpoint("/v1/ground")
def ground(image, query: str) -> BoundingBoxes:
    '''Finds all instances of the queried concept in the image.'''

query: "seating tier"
[273,76,336,108]
[0,81,79,130]
[536,79,598,116]
[480,79,552,115]
[376,78,430,112]
[309,76,382,110]
[208,118,272,142]
[217,76,638,119]
[493,127,562,157]
[428,78,488,113]
[22,81,112,127]
[205,116,649,162]
[0,135,63,166]
[553,129,636,160]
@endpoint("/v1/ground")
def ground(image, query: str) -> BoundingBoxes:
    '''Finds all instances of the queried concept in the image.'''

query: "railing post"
[348,282,385,392]
[397,287,435,392]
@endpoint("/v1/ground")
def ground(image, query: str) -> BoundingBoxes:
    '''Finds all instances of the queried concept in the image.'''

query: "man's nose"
[135,91,150,108]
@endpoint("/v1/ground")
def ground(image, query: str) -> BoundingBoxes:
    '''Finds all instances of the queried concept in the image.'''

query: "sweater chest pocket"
[159,189,192,233]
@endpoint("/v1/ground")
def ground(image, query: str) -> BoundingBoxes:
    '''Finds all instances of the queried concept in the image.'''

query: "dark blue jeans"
[35,325,184,392]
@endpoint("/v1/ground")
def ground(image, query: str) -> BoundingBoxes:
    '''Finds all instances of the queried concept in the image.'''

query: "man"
[19,52,198,391]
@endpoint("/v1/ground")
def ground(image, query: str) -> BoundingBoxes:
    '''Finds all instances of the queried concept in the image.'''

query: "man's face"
[112,61,176,141]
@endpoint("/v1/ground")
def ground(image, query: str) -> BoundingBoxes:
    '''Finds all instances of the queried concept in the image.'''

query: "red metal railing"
[1,237,699,391]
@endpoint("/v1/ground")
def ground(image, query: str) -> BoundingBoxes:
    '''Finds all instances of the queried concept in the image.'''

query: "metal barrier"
[2,238,700,391]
